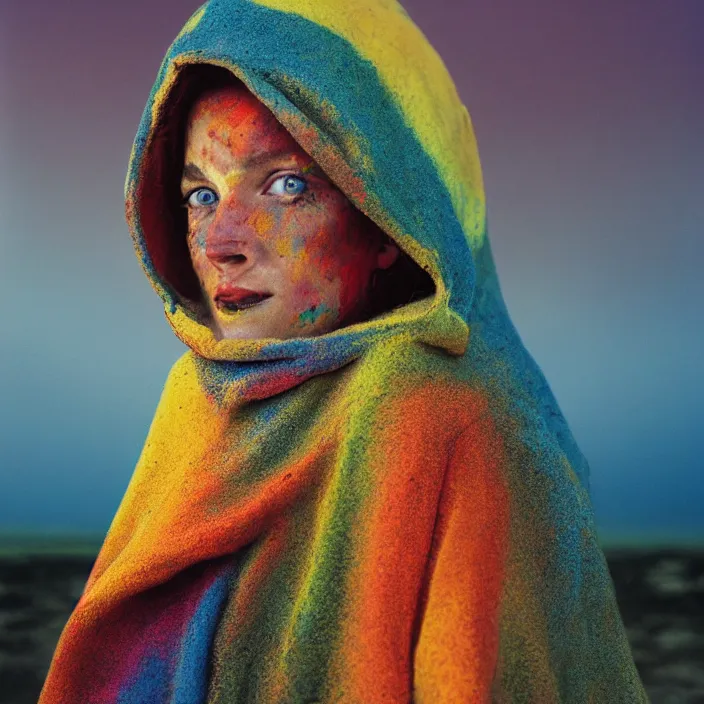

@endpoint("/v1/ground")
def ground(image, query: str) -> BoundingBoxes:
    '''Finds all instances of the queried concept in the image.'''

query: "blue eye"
[267,175,307,197]
[187,188,218,207]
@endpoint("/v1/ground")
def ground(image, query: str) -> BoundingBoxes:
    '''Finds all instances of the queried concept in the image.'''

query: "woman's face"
[181,83,399,341]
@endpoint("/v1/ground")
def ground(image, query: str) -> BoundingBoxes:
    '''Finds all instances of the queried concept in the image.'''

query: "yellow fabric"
[39,2,649,702]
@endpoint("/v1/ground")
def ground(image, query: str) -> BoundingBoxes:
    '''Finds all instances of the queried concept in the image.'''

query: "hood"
[125,0,489,365]
[37,7,638,703]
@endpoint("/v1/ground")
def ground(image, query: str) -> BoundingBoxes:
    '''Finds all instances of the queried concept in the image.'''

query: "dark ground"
[0,549,702,704]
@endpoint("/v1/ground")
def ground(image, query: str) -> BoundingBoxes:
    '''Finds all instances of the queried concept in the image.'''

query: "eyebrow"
[181,149,321,185]
[182,163,209,182]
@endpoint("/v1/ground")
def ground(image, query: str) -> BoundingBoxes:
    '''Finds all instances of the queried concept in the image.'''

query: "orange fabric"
[39,0,648,701]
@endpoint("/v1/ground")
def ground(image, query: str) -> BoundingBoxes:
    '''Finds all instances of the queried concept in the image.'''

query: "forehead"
[185,85,304,161]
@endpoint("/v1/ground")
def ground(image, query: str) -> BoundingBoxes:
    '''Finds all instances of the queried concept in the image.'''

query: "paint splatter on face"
[181,83,399,341]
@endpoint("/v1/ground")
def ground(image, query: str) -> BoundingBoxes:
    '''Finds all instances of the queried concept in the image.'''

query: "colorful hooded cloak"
[39,1,649,702]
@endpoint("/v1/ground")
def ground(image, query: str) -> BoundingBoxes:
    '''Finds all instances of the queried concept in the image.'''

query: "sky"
[1,0,702,543]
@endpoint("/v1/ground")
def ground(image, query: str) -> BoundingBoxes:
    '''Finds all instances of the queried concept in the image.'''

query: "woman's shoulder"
[344,337,492,434]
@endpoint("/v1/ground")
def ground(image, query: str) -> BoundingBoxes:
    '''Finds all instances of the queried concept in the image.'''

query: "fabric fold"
[40,1,648,702]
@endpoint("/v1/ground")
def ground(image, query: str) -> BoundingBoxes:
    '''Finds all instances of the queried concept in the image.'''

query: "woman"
[40,0,648,702]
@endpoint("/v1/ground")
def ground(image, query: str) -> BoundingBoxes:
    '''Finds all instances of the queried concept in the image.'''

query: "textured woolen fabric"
[39,1,649,702]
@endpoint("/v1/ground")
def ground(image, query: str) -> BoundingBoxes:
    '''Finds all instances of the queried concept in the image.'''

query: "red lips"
[214,284,272,311]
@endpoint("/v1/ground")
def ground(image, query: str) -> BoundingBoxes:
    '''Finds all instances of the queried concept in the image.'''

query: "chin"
[216,323,275,341]
[209,301,278,341]
[216,321,332,342]
[215,317,297,341]
[210,304,338,341]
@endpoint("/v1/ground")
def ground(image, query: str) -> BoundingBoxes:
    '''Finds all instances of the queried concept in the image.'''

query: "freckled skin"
[181,84,399,341]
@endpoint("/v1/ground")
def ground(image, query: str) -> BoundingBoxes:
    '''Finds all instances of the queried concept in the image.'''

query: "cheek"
[248,209,275,237]
[273,222,339,319]
[263,191,376,325]
[186,223,210,281]
[284,196,354,275]
[288,250,333,310]
[313,206,376,310]
[189,227,207,252]
[186,208,208,246]
[285,213,373,320]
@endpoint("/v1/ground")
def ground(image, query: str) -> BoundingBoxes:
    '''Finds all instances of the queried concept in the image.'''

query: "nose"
[204,212,254,269]
[205,239,247,267]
